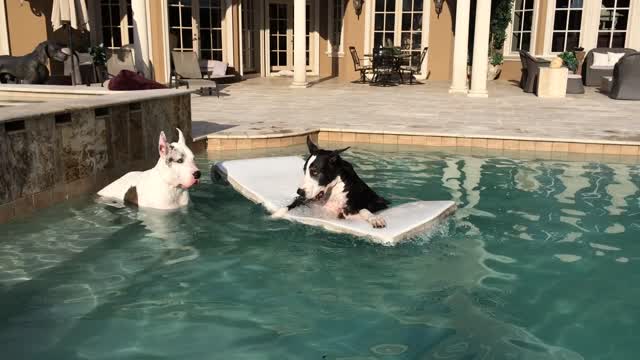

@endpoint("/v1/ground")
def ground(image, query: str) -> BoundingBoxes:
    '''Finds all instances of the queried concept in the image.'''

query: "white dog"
[97,128,201,210]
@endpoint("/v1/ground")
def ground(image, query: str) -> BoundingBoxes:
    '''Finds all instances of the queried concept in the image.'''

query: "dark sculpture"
[0,41,70,84]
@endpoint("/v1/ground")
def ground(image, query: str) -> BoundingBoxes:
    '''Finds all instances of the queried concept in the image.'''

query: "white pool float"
[214,156,456,245]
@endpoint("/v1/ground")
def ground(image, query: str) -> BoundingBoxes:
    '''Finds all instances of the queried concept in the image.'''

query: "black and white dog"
[275,137,390,228]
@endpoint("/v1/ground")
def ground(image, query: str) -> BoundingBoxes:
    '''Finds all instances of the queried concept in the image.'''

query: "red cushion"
[108,70,167,91]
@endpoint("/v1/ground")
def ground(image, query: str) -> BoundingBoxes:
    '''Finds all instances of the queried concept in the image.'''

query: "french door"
[373,0,427,67]
[168,0,225,61]
[268,1,292,71]
[264,0,313,74]
[241,0,261,73]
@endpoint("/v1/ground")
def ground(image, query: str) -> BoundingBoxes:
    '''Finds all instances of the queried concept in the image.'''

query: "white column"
[0,0,9,55]
[132,0,151,77]
[468,0,491,98]
[628,0,640,49]
[291,0,308,88]
[449,0,471,94]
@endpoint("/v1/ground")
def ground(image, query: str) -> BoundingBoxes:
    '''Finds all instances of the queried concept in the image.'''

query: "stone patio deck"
[191,77,640,144]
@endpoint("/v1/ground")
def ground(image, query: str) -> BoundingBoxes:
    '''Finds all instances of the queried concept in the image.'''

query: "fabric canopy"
[51,0,90,31]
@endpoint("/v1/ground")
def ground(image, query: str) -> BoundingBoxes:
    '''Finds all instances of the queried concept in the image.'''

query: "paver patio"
[191,77,640,143]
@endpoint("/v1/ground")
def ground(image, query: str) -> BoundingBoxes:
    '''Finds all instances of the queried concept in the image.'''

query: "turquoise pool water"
[1,146,639,359]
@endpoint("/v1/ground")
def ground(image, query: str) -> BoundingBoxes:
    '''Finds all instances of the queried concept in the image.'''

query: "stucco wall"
[5,0,48,56]
[338,0,364,82]
[427,0,454,80]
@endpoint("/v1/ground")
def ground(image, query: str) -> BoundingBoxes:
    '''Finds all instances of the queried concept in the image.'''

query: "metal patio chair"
[400,47,428,84]
[349,46,372,83]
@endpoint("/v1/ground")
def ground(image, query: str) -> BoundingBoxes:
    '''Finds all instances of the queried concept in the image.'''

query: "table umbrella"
[51,0,90,85]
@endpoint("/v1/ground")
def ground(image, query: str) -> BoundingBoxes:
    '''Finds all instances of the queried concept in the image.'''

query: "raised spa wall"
[0,89,195,224]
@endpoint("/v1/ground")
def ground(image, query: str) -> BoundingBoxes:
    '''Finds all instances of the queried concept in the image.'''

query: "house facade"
[1,0,639,94]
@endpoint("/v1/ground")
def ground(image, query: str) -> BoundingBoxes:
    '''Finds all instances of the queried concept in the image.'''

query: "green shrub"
[490,0,514,51]
[490,53,504,66]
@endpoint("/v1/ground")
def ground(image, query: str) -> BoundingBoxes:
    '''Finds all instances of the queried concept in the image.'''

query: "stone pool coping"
[198,128,640,157]
[0,84,193,123]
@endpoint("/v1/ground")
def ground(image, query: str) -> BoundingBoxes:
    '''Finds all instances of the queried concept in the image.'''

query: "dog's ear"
[306,136,319,154]
[333,147,350,155]
[329,147,349,164]
[158,131,169,157]
[176,128,186,146]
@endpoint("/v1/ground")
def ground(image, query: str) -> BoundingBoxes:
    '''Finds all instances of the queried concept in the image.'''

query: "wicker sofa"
[581,48,636,86]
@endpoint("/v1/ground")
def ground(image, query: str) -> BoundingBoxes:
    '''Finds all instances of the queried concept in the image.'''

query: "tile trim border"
[202,129,640,156]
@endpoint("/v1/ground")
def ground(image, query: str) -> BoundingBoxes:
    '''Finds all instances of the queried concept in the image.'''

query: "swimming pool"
[1,145,638,359]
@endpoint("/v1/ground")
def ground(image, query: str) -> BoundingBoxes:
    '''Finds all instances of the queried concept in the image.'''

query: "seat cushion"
[590,65,614,70]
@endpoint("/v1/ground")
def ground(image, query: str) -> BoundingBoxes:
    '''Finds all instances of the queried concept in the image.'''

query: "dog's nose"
[193,170,201,179]
[296,188,305,197]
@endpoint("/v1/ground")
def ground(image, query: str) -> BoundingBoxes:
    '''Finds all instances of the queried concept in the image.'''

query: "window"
[199,0,224,60]
[169,0,193,51]
[400,0,423,63]
[242,0,260,72]
[327,0,344,55]
[100,0,134,49]
[598,0,630,48]
[511,0,535,52]
[373,0,424,65]
[374,0,397,48]
[551,0,583,52]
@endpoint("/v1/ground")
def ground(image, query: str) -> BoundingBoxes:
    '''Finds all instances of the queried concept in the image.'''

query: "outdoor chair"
[582,48,636,86]
[519,50,550,93]
[105,46,139,77]
[171,51,234,97]
[609,53,640,100]
[64,51,95,85]
[400,47,428,84]
[349,46,371,83]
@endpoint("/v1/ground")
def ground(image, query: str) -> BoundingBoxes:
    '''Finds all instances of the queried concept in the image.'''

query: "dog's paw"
[272,207,288,219]
[368,215,387,228]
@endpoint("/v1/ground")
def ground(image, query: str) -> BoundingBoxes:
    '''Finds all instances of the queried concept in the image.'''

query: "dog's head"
[297,136,350,200]
[40,42,70,62]
[158,128,201,189]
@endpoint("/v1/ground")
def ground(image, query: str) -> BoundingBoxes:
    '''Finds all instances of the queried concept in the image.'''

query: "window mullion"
[120,0,128,45]
[394,0,401,46]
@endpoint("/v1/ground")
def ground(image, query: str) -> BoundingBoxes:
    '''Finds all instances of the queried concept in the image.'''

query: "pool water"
[1,146,639,359]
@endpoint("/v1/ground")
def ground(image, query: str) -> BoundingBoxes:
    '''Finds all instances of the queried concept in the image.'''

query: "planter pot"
[487,63,502,80]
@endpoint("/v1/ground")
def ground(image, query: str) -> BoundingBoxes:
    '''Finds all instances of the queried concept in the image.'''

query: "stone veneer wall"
[0,94,192,223]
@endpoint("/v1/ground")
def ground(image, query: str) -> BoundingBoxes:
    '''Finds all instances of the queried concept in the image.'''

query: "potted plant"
[89,43,107,82]
[488,52,503,80]
[558,51,578,74]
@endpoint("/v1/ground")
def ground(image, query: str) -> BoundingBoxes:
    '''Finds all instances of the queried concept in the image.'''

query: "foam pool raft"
[213,156,456,245]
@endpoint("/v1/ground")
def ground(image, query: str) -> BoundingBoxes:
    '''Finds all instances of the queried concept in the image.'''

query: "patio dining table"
[364,50,413,84]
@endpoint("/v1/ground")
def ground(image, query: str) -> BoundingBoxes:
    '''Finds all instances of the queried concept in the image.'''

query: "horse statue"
[0,41,70,84]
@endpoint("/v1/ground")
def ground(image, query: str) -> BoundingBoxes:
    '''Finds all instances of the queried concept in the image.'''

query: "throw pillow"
[211,60,228,76]
[591,52,609,67]
[608,52,626,66]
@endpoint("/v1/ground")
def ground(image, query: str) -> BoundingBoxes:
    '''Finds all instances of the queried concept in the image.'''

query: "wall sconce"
[434,0,444,18]
[353,0,364,18]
